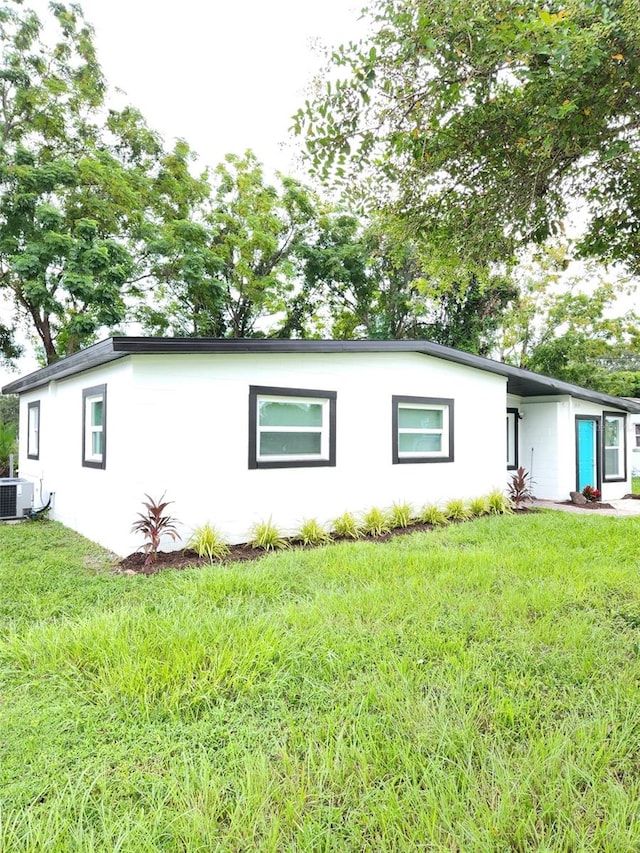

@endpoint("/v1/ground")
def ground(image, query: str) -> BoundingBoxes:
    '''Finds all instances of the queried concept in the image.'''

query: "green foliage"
[131,494,181,568]
[418,503,449,526]
[0,395,18,431]
[444,499,470,522]
[294,209,514,352]
[467,496,490,518]
[142,151,319,339]
[487,490,514,516]
[0,421,17,477]
[187,523,230,562]
[0,2,214,364]
[361,507,391,537]
[331,510,364,539]
[507,467,534,509]
[388,501,414,529]
[297,0,640,274]
[493,249,640,395]
[249,518,289,551]
[298,518,333,547]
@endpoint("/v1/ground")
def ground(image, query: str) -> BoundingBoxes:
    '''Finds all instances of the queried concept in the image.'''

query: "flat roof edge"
[3,337,640,412]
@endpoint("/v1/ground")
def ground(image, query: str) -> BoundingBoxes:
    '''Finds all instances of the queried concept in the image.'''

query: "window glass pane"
[506,411,517,467]
[260,431,322,456]
[398,407,443,429]
[605,448,620,476]
[91,399,103,427]
[259,401,322,427]
[399,433,442,453]
[92,431,103,456]
[28,411,38,455]
[605,417,620,446]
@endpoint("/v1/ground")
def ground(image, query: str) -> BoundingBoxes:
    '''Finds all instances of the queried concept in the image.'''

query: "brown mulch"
[117,543,260,574]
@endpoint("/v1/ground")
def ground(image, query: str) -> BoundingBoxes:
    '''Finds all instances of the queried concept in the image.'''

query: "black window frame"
[82,384,107,470]
[507,407,519,470]
[27,400,40,460]
[392,395,455,464]
[248,385,337,470]
[602,410,627,483]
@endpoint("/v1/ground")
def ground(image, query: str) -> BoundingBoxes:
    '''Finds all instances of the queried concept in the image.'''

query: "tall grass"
[2,515,640,850]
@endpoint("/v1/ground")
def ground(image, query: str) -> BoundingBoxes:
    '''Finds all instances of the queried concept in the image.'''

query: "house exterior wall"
[17,351,507,555]
[18,359,136,551]
[507,394,633,500]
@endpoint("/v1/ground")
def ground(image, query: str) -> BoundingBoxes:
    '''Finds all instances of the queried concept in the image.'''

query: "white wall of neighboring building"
[17,350,507,555]
[630,414,640,475]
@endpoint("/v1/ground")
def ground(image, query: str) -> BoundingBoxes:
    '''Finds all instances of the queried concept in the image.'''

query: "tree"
[139,152,318,338]
[289,210,516,351]
[0,1,214,364]
[295,0,640,272]
[494,247,640,393]
[0,393,18,430]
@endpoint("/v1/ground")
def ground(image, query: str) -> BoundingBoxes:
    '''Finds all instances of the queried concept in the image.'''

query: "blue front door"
[576,418,598,491]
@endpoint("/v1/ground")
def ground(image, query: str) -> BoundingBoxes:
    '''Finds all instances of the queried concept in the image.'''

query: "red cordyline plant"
[582,485,601,502]
[507,466,533,509]
[131,493,181,568]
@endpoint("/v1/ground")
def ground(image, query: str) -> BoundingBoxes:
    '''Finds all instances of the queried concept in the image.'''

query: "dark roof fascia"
[4,336,640,413]
[1,338,126,395]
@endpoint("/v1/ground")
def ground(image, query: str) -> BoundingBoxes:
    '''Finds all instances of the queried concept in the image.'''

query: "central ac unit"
[0,478,34,520]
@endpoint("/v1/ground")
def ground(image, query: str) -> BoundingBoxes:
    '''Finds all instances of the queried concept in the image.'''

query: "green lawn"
[1,515,640,851]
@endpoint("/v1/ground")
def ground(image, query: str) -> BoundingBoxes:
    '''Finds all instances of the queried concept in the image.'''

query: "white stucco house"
[3,337,640,556]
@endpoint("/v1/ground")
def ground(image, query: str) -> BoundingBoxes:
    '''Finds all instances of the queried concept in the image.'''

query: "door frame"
[575,415,602,493]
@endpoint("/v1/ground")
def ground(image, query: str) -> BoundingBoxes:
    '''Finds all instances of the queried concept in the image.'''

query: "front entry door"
[576,416,600,492]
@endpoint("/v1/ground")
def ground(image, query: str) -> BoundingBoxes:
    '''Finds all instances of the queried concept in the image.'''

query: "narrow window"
[506,407,519,470]
[27,401,40,460]
[603,412,626,482]
[635,423,640,448]
[82,385,107,469]
[392,396,454,464]
[249,385,336,469]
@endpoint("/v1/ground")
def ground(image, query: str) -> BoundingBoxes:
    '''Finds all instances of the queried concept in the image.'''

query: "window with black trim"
[27,401,40,460]
[635,423,640,448]
[248,385,336,469]
[507,407,519,470]
[82,384,107,469]
[603,411,626,482]
[392,396,454,464]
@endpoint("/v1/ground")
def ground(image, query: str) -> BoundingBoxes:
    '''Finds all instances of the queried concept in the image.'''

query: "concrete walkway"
[532,497,640,517]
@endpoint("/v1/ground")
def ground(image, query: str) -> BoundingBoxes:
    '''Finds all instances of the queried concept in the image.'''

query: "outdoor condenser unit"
[0,478,34,520]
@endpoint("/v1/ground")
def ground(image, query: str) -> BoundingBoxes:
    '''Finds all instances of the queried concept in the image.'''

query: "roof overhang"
[4,337,640,413]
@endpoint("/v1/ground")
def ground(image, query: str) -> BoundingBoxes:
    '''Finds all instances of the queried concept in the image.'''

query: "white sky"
[1,0,365,384]
[42,0,364,176]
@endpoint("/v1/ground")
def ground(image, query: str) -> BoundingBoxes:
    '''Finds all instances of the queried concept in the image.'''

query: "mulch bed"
[115,520,450,575]
[557,501,615,510]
